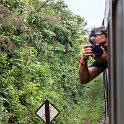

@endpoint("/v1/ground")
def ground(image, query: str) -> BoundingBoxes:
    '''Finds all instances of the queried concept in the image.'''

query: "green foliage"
[52,24,71,45]
[0,0,25,14]
[75,77,104,124]
[0,0,104,124]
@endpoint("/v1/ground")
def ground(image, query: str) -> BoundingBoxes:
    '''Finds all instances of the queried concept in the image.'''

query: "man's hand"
[82,44,92,61]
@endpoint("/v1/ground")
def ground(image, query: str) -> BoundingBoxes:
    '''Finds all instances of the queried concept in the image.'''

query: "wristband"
[80,59,85,65]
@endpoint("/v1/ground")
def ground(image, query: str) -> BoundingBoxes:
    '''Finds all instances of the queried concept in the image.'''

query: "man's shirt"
[89,61,107,68]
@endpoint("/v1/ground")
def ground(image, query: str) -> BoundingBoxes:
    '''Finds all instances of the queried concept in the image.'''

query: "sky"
[64,0,105,28]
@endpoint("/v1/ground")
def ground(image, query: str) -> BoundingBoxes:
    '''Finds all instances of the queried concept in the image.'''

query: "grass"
[74,76,104,124]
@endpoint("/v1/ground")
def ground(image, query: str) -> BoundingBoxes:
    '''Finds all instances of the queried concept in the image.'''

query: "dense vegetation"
[0,0,104,124]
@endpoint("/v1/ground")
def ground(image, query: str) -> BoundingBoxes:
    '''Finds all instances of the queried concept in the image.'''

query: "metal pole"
[45,100,50,124]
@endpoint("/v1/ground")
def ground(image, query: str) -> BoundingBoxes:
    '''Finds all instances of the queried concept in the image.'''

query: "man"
[79,26,108,84]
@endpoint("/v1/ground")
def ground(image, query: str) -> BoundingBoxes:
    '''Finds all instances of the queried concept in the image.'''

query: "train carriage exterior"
[103,0,124,123]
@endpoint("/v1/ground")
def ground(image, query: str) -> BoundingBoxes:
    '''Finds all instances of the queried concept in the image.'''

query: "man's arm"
[79,60,105,84]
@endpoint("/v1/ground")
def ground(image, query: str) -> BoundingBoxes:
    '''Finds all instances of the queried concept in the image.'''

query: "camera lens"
[92,45,103,56]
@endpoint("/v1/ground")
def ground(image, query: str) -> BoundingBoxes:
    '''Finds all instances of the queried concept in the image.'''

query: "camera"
[91,44,103,56]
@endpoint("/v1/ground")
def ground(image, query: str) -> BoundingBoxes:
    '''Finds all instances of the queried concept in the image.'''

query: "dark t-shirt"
[89,61,107,87]
[89,61,107,68]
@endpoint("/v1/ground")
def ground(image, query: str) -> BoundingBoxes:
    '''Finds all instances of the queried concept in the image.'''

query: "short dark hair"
[89,26,107,43]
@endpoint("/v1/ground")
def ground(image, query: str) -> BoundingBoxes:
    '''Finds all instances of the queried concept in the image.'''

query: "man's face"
[91,34,108,50]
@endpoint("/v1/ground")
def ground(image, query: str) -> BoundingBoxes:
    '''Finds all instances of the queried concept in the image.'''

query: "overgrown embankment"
[0,0,104,124]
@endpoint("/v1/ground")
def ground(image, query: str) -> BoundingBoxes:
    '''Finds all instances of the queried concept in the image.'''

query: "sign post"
[45,100,50,124]
[35,100,60,124]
